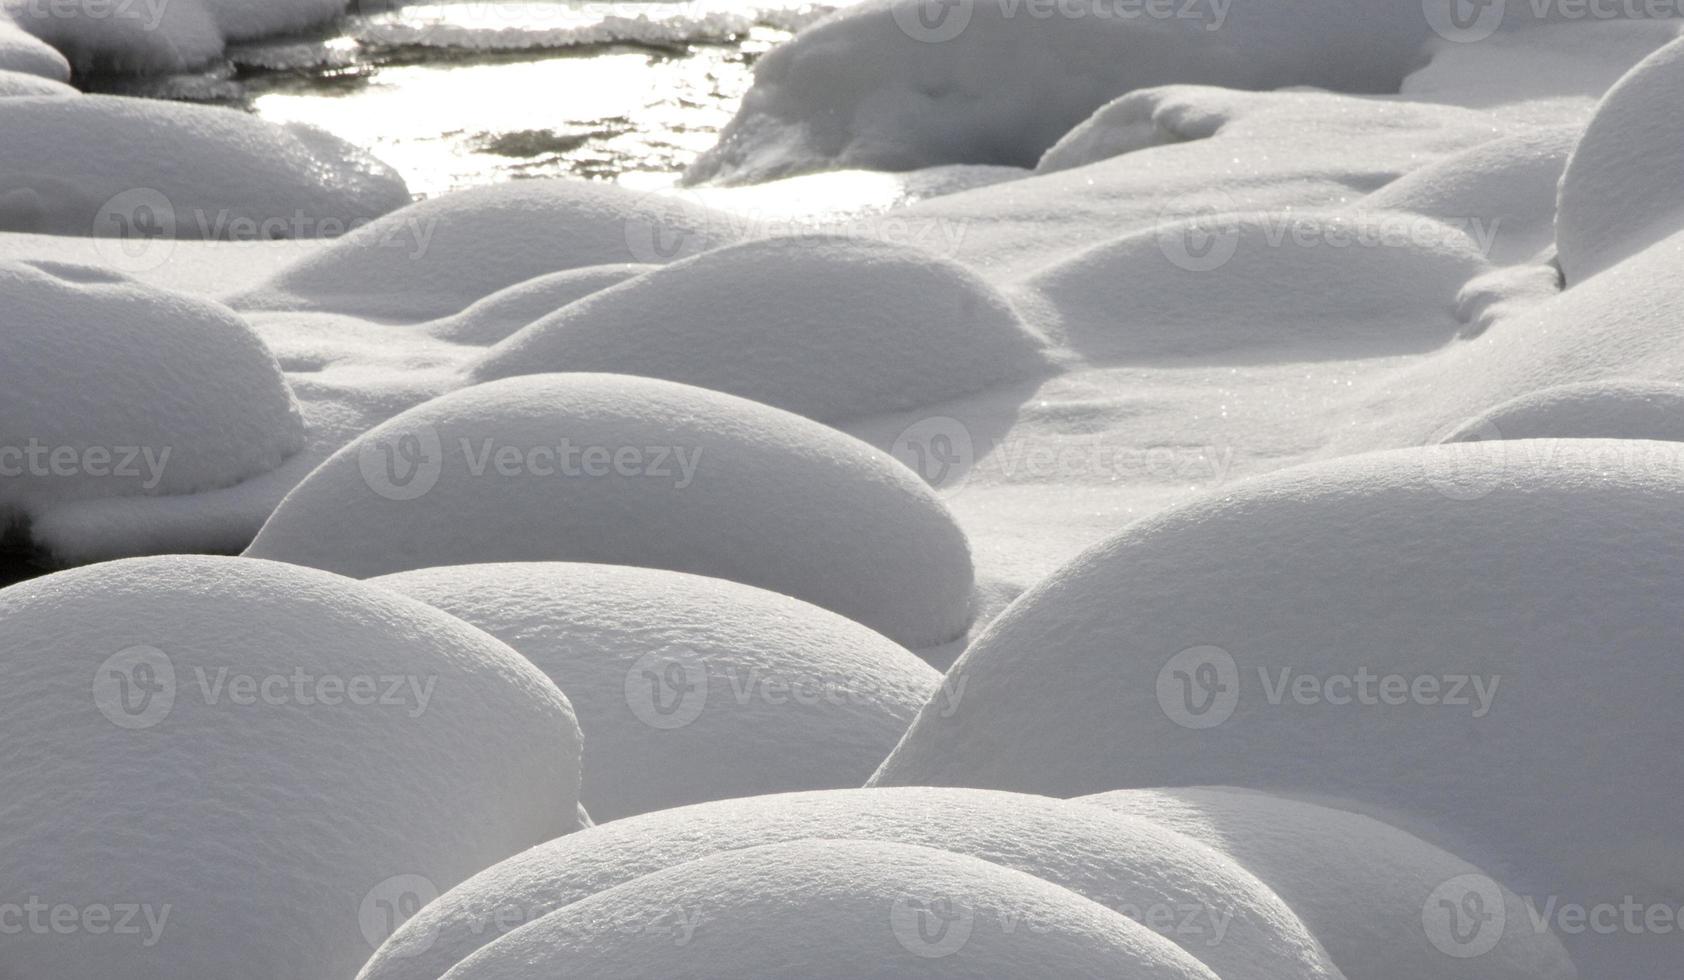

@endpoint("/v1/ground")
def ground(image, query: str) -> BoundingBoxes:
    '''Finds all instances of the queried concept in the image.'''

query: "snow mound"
[229,181,738,321]
[420,264,652,344]
[2,0,348,72]
[1443,380,1684,443]
[1035,87,1228,174]
[0,12,69,78]
[439,839,1220,980]
[0,258,303,520]
[470,235,1050,423]
[1557,35,1684,282]
[0,95,409,240]
[873,441,1684,974]
[246,374,976,648]
[1022,209,1492,360]
[370,562,942,820]
[0,67,72,95]
[0,556,582,980]
[360,787,1334,980]
[1081,788,1575,980]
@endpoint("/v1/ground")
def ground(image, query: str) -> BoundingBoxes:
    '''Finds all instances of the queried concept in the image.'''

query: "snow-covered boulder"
[2,0,347,73]
[1557,34,1684,282]
[420,265,652,344]
[1022,209,1492,360]
[0,259,303,519]
[1443,380,1684,443]
[435,839,1221,979]
[873,441,1684,975]
[0,13,69,79]
[230,181,736,321]
[370,562,943,820]
[360,788,1337,980]
[1080,788,1575,980]
[0,67,73,95]
[470,235,1049,423]
[0,556,583,980]
[0,95,408,240]
[246,374,976,648]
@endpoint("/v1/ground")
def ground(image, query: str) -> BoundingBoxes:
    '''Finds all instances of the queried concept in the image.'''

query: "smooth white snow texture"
[1443,380,1684,443]
[0,556,583,980]
[360,788,1334,980]
[418,264,653,344]
[0,12,69,78]
[246,374,976,649]
[370,562,942,820]
[0,67,72,94]
[470,235,1050,423]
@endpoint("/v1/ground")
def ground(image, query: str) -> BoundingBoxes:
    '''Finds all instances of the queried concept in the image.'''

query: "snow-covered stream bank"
[6,1,1684,978]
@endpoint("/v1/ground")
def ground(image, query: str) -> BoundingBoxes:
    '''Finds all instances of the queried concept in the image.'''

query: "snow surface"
[369,562,942,820]
[874,440,1684,976]
[0,68,72,95]
[229,180,738,321]
[2,0,348,72]
[470,235,1051,422]
[1442,380,1684,443]
[1080,788,1574,980]
[0,11,68,79]
[360,787,1337,980]
[246,374,976,649]
[418,265,653,345]
[0,556,583,980]
[1556,34,1684,283]
[0,95,409,240]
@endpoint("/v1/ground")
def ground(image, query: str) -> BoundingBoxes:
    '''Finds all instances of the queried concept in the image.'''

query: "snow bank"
[2,0,348,73]
[1022,209,1492,360]
[873,441,1684,974]
[0,11,68,78]
[1556,34,1684,282]
[1080,788,1575,980]
[0,556,582,980]
[361,788,1334,980]
[230,181,737,321]
[470,235,1050,423]
[1442,380,1684,443]
[419,265,652,344]
[0,258,302,522]
[439,839,1219,980]
[0,95,409,240]
[370,562,942,820]
[246,374,976,648]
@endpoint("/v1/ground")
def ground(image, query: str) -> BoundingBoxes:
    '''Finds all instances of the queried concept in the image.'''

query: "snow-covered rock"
[1443,380,1684,443]
[873,441,1684,976]
[1556,34,1684,282]
[470,235,1050,423]
[0,556,583,980]
[360,788,1337,980]
[1022,209,1492,360]
[1080,788,1576,980]
[2,0,347,73]
[419,265,652,344]
[0,258,303,521]
[0,95,408,240]
[229,181,737,321]
[436,839,1221,979]
[246,374,976,648]
[0,12,69,79]
[369,562,942,820]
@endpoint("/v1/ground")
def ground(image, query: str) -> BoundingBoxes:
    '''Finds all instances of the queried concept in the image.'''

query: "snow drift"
[370,562,942,820]
[0,556,582,980]
[229,181,737,321]
[0,95,409,241]
[0,258,303,520]
[419,265,652,345]
[246,374,976,648]
[470,235,1050,423]
[359,787,1337,980]
[1443,380,1684,443]
[873,440,1684,976]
